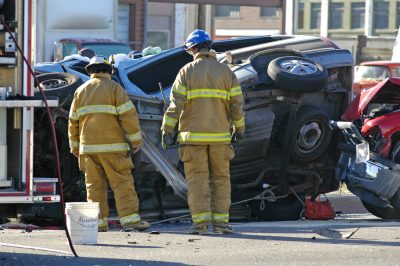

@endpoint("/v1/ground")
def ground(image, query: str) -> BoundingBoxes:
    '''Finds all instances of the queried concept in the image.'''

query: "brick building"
[118,0,146,50]
[117,0,286,50]
[213,5,282,40]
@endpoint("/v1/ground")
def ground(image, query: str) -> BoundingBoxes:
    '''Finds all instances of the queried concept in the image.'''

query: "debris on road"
[343,227,360,239]
[314,228,343,239]
[314,227,361,239]
[1,223,40,231]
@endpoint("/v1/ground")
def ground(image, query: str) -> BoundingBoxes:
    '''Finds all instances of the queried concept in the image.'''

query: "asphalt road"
[1,191,399,266]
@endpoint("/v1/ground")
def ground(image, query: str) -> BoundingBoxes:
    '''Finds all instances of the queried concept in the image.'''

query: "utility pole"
[198,4,206,30]
[197,4,212,34]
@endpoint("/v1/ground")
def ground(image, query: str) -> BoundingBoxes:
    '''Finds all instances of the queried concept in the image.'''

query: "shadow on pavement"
[0,252,188,266]
[151,222,400,248]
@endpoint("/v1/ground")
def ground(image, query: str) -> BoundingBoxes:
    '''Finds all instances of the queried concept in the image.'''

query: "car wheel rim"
[40,79,68,89]
[280,59,318,75]
[296,121,322,152]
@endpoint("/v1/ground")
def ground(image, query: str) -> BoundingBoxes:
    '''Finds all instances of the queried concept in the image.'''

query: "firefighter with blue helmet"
[184,29,212,50]
[68,55,150,232]
[161,29,245,234]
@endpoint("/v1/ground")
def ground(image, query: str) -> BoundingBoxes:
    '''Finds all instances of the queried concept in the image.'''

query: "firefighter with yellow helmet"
[68,55,150,232]
[161,29,245,234]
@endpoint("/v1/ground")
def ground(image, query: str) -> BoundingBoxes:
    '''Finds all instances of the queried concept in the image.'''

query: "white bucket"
[65,202,99,245]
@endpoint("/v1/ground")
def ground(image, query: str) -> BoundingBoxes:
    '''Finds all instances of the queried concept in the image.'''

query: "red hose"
[0,19,78,257]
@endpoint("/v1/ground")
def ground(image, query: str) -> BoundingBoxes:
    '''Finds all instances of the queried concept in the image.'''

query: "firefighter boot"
[98,218,108,232]
[189,224,209,235]
[213,223,233,234]
[122,221,150,232]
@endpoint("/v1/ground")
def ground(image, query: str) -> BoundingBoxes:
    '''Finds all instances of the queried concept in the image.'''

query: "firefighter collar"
[91,72,112,79]
[194,49,217,60]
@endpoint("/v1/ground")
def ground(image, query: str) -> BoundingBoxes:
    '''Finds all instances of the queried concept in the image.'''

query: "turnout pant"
[79,153,141,225]
[179,144,235,226]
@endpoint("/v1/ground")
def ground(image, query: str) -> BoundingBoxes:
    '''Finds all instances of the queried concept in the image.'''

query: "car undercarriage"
[27,35,353,223]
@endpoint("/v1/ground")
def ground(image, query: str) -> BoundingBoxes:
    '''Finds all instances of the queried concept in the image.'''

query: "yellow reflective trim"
[80,143,130,153]
[212,213,229,223]
[120,213,141,225]
[187,88,229,100]
[230,86,242,97]
[116,101,135,115]
[77,105,117,117]
[164,116,178,127]
[192,212,212,223]
[69,111,79,120]
[233,117,245,128]
[173,84,187,96]
[69,140,79,149]
[126,132,142,142]
[178,132,231,143]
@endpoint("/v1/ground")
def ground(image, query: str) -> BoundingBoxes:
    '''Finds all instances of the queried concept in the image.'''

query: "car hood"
[342,78,400,121]
[362,110,400,131]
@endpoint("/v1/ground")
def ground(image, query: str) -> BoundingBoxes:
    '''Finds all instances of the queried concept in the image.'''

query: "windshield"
[82,43,132,58]
[354,65,390,81]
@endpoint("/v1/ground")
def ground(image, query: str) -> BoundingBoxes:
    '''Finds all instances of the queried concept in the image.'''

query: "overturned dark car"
[31,35,353,222]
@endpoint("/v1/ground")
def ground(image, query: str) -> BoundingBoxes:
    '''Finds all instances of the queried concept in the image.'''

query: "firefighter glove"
[232,131,245,144]
[162,131,175,149]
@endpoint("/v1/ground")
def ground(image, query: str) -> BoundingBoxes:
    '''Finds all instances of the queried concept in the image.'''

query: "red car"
[342,77,400,162]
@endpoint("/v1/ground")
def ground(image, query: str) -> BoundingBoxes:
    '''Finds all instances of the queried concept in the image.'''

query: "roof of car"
[59,38,126,44]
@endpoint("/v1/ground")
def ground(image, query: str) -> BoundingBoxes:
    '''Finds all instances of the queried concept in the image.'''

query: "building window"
[396,2,400,28]
[374,1,389,29]
[117,3,130,44]
[310,3,321,29]
[298,2,304,29]
[215,5,240,18]
[147,31,170,50]
[260,7,278,17]
[351,2,365,29]
[329,2,344,29]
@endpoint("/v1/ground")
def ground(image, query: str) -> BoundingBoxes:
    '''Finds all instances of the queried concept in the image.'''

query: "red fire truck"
[0,0,59,221]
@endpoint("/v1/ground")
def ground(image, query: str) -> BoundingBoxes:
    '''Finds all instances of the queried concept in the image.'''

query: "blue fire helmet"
[184,29,212,50]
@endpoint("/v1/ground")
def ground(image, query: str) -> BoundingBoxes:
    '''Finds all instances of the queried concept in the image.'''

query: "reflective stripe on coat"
[68,73,142,154]
[161,50,245,145]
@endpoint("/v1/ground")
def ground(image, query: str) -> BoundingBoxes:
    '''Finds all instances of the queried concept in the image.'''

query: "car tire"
[361,200,400,219]
[248,48,304,84]
[267,56,328,92]
[249,195,304,221]
[35,73,82,107]
[17,203,63,225]
[288,106,332,162]
[55,118,86,202]
[391,140,400,164]
[389,188,400,214]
